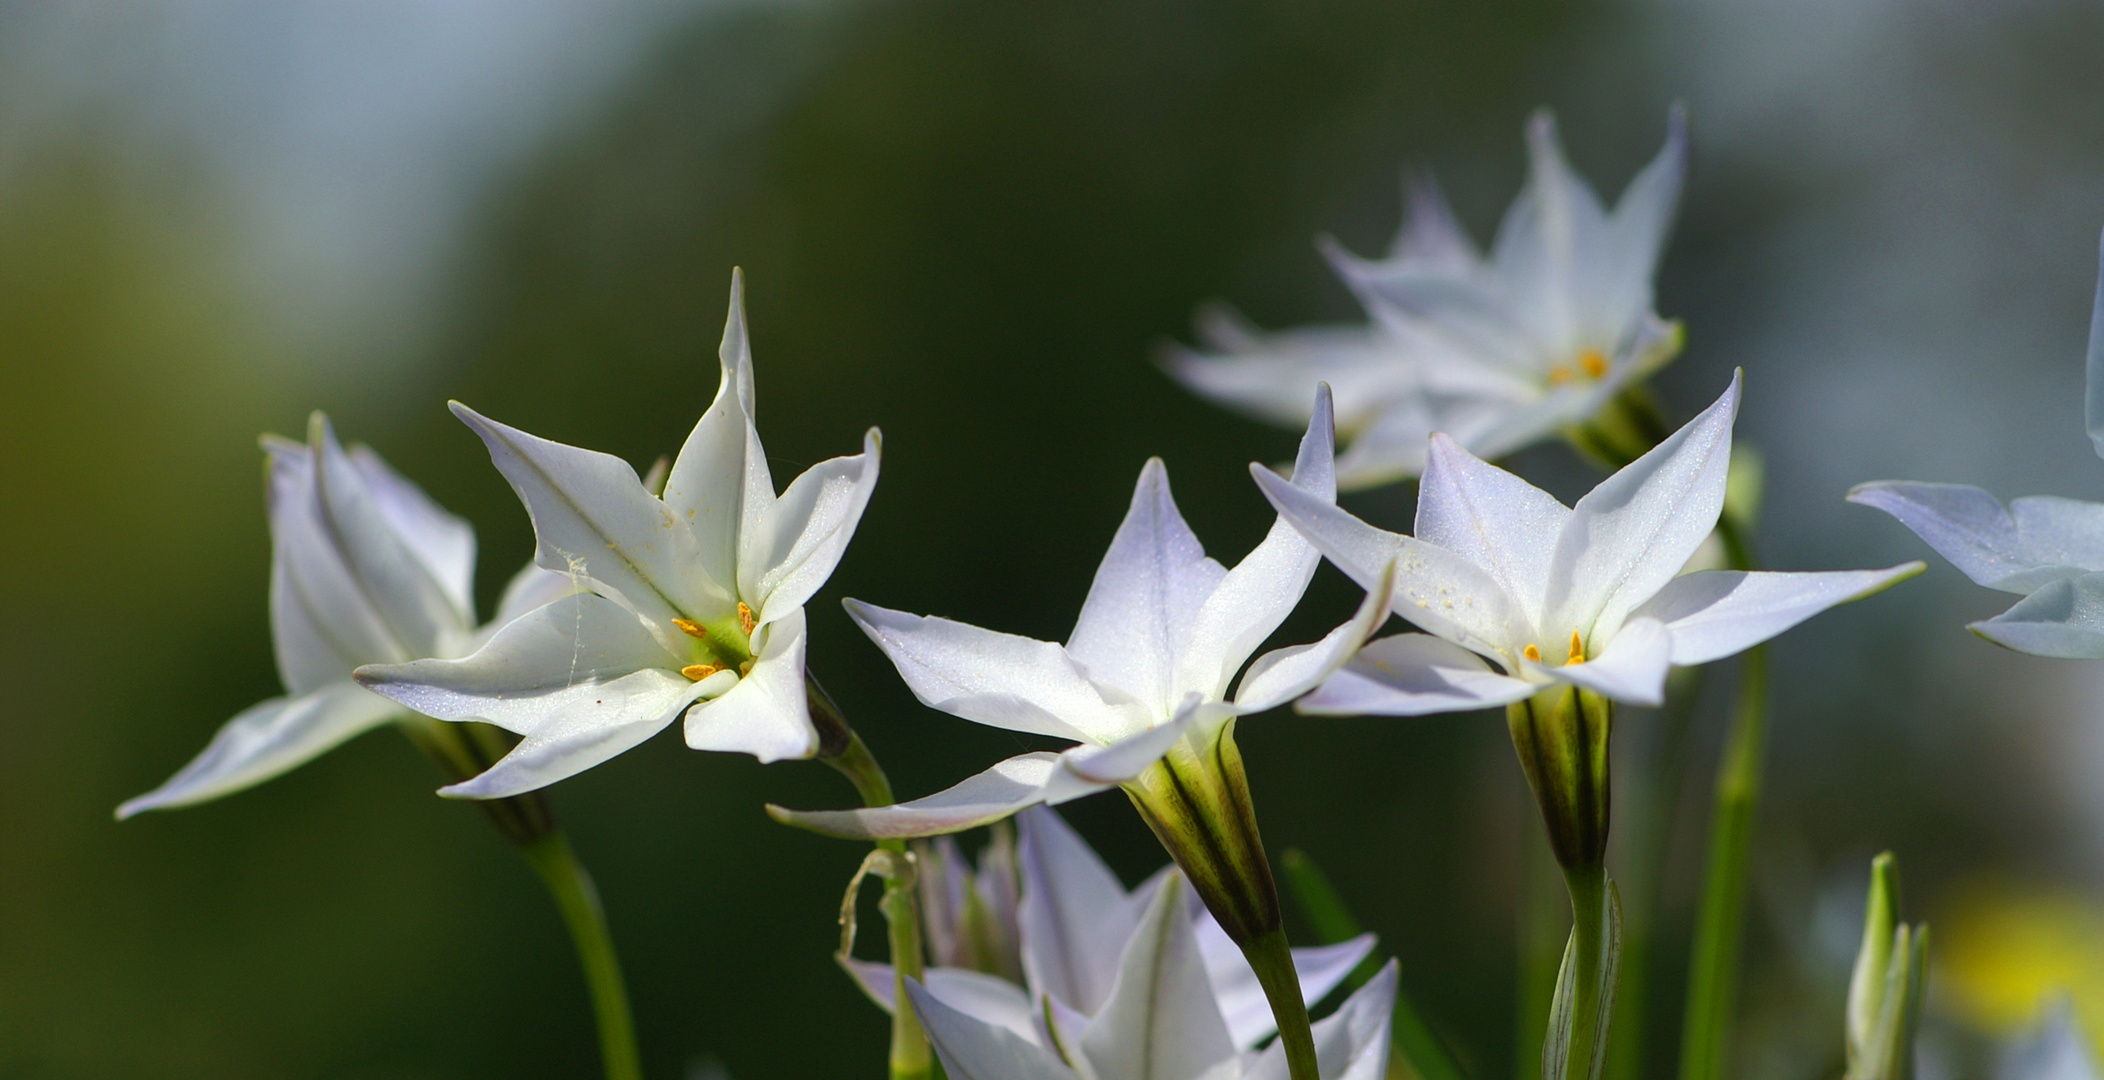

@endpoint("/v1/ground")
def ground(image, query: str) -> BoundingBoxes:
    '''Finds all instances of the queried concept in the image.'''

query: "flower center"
[671,608,757,681]
[1520,632,1586,668]
[1547,348,1610,385]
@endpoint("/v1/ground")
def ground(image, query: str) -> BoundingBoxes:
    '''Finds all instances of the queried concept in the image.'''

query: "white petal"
[1492,110,1611,351]
[1972,572,2104,659]
[1547,617,1672,706]
[1245,962,1400,1080]
[116,682,402,818]
[355,593,685,734]
[906,979,1078,1080]
[768,753,1074,840]
[682,608,818,762]
[1296,633,1536,716]
[1546,371,1739,642]
[488,560,587,630]
[1019,805,1148,1016]
[2001,1001,2102,1080]
[1059,711,1199,786]
[1415,433,1570,625]
[1634,564,1924,666]
[1233,559,1396,713]
[1598,106,1687,336]
[1165,307,1420,432]
[266,434,412,693]
[1195,909,1377,1050]
[663,270,769,595]
[449,401,723,642]
[308,417,473,659]
[1251,463,1529,658]
[346,443,478,626]
[1080,875,1239,1080]
[1384,173,1483,274]
[2087,229,2104,460]
[2011,496,2104,577]
[846,961,1040,1047]
[743,428,882,625]
[845,600,1131,744]
[1068,460,1228,713]
[431,672,697,798]
[1175,387,1335,703]
[1847,482,2082,593]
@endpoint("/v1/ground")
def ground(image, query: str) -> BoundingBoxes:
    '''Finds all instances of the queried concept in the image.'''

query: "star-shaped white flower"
[355,271,880,797]
[769,387,1394,840]
[118,417,580,818]
[1850,235,2104,659]
[1166,108,1689,489]
[1253,372,1922,713]
[899,846,1398,1080]
[846,808,1375,1054]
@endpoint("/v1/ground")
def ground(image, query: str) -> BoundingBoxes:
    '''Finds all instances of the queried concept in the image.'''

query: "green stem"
[1674,647,1768,1080]
[812,676,936,1080]
[1242,928,1324,1080]
[1515,825,1565,1080]
[519,833,643,1080]
[1552,865,1614,1080]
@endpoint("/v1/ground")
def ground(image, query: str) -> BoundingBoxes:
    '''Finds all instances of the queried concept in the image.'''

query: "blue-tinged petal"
[116,682,403,818]
[1079,874,1239,1080]
[1251,464,1529,659]
[844,960,1041,1047]
[2000,1001,2101,1080]
[1546,371,1739,643]
[1296,633,1535,717]
[345,443,478,627]
[2010,496,2104,576]
[1175,387,1335,703]
[1416,433,1571,625]
[449,400,723,644]
[1019,805,1150,1016]
[1543,617,1672,706]
[1244,961,1399,1080]
[1233,559,1396,713]
[1972,572,2104,659]
[905,978,1079,1080]
[1068,460,1228,714]
[682,607,817,762]
[1847,481,2084,593]
[663,269,766,595]
[742,428,881,626]
[843,599,1130,744]
[1633,564,1923,667]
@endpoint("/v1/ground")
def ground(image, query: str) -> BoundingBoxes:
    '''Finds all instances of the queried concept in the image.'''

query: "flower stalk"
[810,675,936,1080]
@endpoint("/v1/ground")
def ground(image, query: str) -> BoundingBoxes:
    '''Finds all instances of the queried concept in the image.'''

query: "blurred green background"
[8,1,2104,1077]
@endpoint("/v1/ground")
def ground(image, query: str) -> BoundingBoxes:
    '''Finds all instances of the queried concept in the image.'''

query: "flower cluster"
[120,106,2104,1080]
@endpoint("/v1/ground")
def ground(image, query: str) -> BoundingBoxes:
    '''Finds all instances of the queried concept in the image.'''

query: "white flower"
[1166,108,1689,488]
[889,814,1397,1080]
[846,809,1374,1053]
[1850,235,2104,658]
[1252,372,1921,713]
[768,386,1394,841]
[2000,1004,2102,1080]
[354,271,880,797]
[117,417,580,818]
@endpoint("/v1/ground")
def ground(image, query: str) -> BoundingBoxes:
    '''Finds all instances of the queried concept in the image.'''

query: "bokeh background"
[7,1,2104,1077]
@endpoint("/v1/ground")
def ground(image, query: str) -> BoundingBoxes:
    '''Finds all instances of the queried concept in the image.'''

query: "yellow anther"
[681,663,720,682]
[1547,364,1573,385]
[1567,631,1584,665]
[737,602,756,636]
[672,618,708,640]
[739,659,755,676]
[1523,644,1541,662]
[1579,348,1608,379]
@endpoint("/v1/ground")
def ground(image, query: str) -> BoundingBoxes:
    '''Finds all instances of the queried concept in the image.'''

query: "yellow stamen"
[1547,364,1573,385]
[671,618,708,640]
[1579,348,1608,379]
[739,659,755,676]
[1523,644,1541,662]
[737,602,756,636]
[681,663,720,681]
[1567,631,1584,665]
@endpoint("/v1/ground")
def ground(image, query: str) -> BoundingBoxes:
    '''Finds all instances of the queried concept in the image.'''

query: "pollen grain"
[672,618,708,639]
[681,663,720,681]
